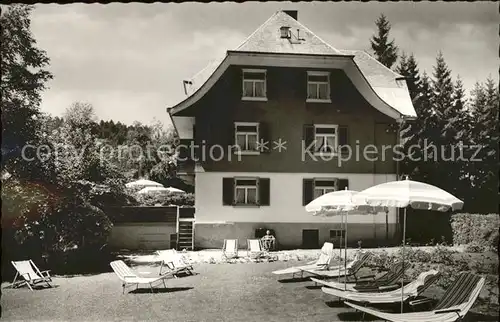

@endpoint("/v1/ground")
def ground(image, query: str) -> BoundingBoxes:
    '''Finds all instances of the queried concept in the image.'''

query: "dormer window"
[242,69,267,101]
[280,26,291,39]
[307,71,331,103]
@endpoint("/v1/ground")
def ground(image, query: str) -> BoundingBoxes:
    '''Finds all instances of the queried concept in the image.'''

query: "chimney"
[283,10,298,20]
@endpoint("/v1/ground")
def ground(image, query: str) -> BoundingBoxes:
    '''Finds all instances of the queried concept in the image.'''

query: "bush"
[135,192,195,206]
[451,213,499,252]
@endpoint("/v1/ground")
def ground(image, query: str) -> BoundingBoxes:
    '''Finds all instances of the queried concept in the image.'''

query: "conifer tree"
[431,53,463,196]
[370,14,398,69]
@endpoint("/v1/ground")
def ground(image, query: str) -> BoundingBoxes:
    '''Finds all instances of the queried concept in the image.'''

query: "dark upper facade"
[168,10,416,175]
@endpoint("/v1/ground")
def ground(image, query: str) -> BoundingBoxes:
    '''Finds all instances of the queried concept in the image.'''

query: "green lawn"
[1,260,498,321]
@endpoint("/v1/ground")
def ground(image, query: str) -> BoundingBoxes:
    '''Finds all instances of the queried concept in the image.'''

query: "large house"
[168,10,417,250]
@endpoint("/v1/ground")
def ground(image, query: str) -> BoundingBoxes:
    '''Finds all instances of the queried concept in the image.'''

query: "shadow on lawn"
[129,286,193,294]
[277,277,311,283]
[337,311,379,321]
[462,312,500,321]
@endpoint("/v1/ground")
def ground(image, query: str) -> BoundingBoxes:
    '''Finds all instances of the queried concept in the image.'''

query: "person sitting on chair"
[261,230,275,251]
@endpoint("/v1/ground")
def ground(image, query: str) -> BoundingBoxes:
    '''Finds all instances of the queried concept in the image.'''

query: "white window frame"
[242,68,268,101]
[306,71,331,103]
[313,178,338,198]
[234,122,260,155]
[314,124,338,156]
[234,177,259,206]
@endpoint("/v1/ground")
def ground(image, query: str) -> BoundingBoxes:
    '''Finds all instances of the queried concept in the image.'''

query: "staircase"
[177,219,194,250]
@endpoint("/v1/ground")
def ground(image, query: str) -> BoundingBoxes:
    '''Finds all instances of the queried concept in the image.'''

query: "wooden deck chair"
[156,249,194,277]
[272,242,334,279]
[247,239,268,261]
[110,260,174,294]
[321,269,441,304]
[11,260,52,290]
[303,251,373,281]
[222,239,238,261]
[345,272,486,322]
[311,261,408,292]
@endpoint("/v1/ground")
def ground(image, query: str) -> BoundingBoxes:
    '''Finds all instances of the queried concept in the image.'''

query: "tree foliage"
[370,14,398,69]
[1,5,53,179]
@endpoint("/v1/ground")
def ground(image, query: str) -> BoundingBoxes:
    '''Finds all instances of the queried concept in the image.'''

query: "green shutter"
[259,178,271,206]
[259,122,271,153]
[338,125,349,155]
[303,124,315,149]
[303,178,314,206]
[222,177,234,205]
[338,179,349,191]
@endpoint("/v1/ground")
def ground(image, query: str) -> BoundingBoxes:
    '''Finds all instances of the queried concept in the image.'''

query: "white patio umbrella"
[306,189,381,290]
[137,186,185,195]
[355,176,464,313]
[125,179,164,189]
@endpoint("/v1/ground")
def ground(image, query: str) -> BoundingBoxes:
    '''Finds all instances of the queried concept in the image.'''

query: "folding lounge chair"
[311,261,407,292]
[321,269,441,304]
[303,251,373,281]
[247,239,269,261]
[222,239,238,261]
[345,272,486,322]
[272,242,334,279]
[110,260,175,294]
[156,249,194,277]
[11,260,53,290]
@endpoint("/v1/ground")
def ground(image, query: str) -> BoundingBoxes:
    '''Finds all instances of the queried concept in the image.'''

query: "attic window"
[280,26,291,38]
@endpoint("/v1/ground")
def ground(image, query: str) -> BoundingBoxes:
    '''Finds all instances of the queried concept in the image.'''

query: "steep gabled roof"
[340,50,404,88]
[173,10,416,119]
[235,11,346,56]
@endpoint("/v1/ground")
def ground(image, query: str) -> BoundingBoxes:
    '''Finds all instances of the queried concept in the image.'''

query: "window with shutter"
[234,177,259,206]
[313,179,337,199]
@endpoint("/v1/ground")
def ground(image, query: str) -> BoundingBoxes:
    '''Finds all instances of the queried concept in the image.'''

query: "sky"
[29,2,498,128]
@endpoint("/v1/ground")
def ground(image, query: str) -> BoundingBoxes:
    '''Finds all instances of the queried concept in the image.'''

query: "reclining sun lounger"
[272,242,334,279]
[345,272,485,322]
[11,260,53,290]
[110,260,174,294]
[247,239,269,261]
[156,249,194,277]
[311,261,407,292]
[222,239,238,261]
[303,251,373,281]
[321,269,441,304]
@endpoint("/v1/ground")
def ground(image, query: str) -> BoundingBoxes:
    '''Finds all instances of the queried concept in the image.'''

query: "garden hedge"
[450,213,499,251]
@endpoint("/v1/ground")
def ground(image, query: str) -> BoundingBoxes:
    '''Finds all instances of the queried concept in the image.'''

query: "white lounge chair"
[345,272,486,322]
[272,242,334,279]
[321,269,441,304]
[156,249,194,277]
[311,261,407,291]
[304,251,373,281]
[247,239,268,261]
[110,260,173,294]
[11,260,52,290]
[222,239,238,261]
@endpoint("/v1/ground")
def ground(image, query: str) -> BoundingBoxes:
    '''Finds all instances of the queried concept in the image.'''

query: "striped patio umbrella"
[305,189,382,290]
